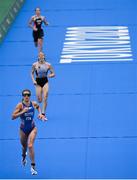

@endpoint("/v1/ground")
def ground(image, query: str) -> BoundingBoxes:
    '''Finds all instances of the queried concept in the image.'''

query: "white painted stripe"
[61,54,132,58]
[60,59,133,63]
[64,41,130,45]
[67,26,128,30]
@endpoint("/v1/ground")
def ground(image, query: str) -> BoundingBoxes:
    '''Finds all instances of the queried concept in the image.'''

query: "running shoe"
[21,152,27,166]
[31,166,38,175]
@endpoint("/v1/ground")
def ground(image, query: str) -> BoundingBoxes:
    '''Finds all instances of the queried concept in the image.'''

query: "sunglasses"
[23,93,31,97]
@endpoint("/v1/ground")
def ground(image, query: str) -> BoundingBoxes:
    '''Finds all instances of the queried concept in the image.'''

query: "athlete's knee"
[20,140,27,148]
[28,143,33,149]
[22,144,27,149]
[37,96,42,103]
[38,39,42,44]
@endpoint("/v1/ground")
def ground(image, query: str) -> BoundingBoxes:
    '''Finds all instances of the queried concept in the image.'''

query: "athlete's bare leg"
[20,129,28,165]
[28,127,37,164]
[35,85,42,103]
[42,82,49,116]
[20,130,28,158]
[38,38,43,52]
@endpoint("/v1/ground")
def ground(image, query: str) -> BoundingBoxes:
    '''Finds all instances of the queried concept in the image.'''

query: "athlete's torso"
[20,101,35,127]
[32,15,44,30]
[34,61,50,78]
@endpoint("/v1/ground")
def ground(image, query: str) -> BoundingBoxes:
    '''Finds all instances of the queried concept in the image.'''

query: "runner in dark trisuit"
[28,7,49,52]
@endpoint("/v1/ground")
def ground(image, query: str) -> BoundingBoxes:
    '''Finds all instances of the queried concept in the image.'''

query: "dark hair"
[22,89,31,96]
[35,7,40,11]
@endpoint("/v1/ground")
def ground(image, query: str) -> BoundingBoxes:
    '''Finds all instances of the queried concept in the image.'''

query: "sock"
[31,163,35,168]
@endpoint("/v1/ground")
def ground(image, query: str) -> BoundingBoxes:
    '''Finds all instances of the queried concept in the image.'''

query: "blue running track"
[0,0,137,178]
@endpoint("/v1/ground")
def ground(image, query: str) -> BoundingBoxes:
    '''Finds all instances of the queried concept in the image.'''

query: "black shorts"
[36,77,48,88]
[33,29,44,43]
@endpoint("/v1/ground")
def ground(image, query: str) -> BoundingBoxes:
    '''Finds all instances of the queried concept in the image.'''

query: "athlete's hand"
[22,107,29,113]
[38,114,43,119]
[33,27,38,31]
[33,80,37,85]
[38,114,47,121]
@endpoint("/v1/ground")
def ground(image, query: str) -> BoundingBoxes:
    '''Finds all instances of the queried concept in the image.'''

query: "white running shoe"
[31,167,38,175]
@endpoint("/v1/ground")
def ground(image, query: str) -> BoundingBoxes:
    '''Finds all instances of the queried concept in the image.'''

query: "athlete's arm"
[28,16,34,29]
[12,103,28,120]
[43,16,49,25]
[32,101,45,120]
[32,101,41,112]
[31,64,37,85]
[48,64,55,78]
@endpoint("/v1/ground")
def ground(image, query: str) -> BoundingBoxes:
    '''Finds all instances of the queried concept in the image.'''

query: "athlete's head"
[35,7,41,16]
[38,52,45,63]
[22,89,31,102]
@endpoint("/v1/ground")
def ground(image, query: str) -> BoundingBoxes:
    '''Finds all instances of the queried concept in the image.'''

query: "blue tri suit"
[20,101,35,135]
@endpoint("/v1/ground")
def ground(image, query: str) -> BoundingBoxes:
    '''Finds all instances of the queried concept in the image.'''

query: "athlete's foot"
[31,165,37,175]
[22,158,27,166]
[22,152,27,166]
